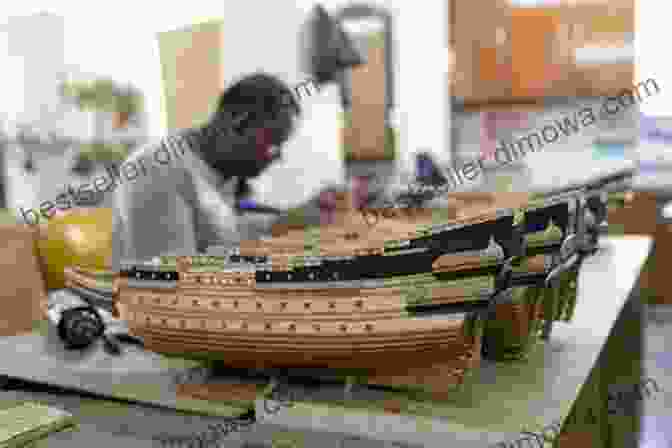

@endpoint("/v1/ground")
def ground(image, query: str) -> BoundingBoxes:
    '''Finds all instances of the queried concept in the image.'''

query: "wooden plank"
[343,33,388,161]
[157,20,223,131]
[176,382,260,403]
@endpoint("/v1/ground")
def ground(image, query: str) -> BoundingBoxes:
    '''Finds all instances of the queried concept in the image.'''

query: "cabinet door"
[511,8,567,99]
[566,1,634,97]
[477,41,512,102]
[157,20,224,132]
[453,0,512,103]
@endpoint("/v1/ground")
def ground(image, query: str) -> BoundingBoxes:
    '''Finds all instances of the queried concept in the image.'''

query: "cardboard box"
[607,192,672,304]
[0,224,47,336]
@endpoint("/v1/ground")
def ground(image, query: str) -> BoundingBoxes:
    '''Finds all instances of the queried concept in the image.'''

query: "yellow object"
[591,15,629,34]
[35,208,113,291]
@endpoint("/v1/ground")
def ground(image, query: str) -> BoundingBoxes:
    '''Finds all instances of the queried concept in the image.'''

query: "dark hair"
[212,72,301,134]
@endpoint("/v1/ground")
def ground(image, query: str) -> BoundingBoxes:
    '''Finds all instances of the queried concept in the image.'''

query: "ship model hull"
[113,186,614,377]
[116,247,489,375]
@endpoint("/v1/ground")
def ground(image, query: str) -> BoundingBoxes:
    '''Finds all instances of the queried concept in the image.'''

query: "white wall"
[61,0,453,174]
[10,14,65,127]
[0,2,346,208]
[0,29,24,126]
[637,0,671,116]
[0,14,63,127]
[0,0,452,203]
[393,0,451,170]
[0,4,234,140]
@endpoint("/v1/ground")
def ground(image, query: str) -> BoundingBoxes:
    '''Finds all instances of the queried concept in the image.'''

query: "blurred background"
[0,0,640,216]
[0,12,148,215]
[0,1,670,447]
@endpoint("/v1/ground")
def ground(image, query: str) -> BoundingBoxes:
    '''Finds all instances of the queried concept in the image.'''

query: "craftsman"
[112,72,312,267]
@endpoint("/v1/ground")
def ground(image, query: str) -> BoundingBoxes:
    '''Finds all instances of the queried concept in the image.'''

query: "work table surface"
[0,236,652,447]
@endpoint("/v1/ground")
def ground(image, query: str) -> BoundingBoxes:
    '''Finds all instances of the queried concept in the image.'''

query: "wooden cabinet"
[452,3,572,102]
[450,0,634,103]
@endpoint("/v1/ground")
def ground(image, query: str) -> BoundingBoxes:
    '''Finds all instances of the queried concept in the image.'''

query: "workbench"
[0,236,651,447]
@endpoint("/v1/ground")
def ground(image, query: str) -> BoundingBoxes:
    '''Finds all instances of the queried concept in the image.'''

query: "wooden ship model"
[113,205,509,382]
[112,179,613,368]
[57,163,626,388]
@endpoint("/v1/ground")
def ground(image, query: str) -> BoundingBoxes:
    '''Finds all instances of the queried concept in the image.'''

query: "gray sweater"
[111,130,325,269]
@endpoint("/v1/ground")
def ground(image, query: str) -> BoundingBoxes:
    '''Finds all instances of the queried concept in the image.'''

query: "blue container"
[593,143,627,159]
[237,199,258,210]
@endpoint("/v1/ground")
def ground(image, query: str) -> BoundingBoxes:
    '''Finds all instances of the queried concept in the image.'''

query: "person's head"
[203,72,301,178]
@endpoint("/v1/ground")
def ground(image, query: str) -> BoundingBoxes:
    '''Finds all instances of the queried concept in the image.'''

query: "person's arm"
[202,187,327,252]
[245,187,334,238]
